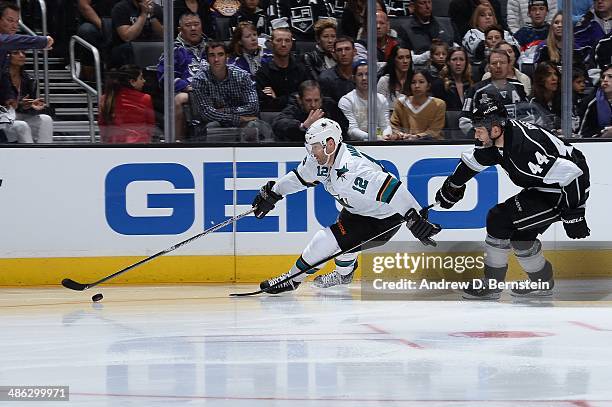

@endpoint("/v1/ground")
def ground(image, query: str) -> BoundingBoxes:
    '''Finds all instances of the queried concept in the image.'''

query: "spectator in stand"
[507,0,556,34]
[319,36,357,104]
[428,40,448,78]
[449,0,506,43]
[595,32,612,69]
[228,21,272,77]
[580,64,612,137]
[174,0,216,38]
[513,0,550,52]
[557,0,594,23]
[534,12,589,69]
[396,0,454,66]
[377,44,413,110]
[432,46,474,110]
[529,61,561,131]
[191,41,272,139]
[255,27,311,111]
[463,5,519,60]
[110,0,163,68]
[230,0,270,36]
[354,10,399,63]
[301,18,337,80]
[272,80,348,141]
[459,49,527,134]
[472,25,509,76]
[574,0,612,54]
[268,0,333,41]
[340,0,386,40]
[389,69,446,140]
[338,60,391,140]
[99,65,155,143]
[157,12,207,141]
[572,67,588,133]
[0,2,54,143]
[482,41,531,96]
[3,50,53,143]
[76,0,120,80]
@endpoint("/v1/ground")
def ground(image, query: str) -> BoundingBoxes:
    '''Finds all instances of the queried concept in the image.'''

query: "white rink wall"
[0,142,610,261]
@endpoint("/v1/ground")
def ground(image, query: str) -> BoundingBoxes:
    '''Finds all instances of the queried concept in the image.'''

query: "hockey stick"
[61,208,256,291]
[230,204,439,297]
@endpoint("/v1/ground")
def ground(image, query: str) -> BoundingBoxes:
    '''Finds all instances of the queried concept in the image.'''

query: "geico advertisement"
[0,143,609,259]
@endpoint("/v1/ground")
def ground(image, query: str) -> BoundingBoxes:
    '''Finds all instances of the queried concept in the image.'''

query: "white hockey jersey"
[273,143,420,219]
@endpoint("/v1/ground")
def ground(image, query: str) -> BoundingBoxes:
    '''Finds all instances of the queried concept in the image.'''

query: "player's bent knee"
[301,228,341,265]
[486,205,514,239]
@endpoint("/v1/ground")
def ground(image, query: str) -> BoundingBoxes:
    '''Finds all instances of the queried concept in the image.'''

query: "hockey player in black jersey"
[436,97,591,300]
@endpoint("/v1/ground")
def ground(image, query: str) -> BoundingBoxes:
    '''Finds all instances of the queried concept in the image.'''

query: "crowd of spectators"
[1,0,611,143]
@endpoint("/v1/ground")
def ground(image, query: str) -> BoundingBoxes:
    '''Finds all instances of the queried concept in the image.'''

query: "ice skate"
[313,260,357,288]
[510,278,554,297]
[259,271,301,294]
[462,278,503,300]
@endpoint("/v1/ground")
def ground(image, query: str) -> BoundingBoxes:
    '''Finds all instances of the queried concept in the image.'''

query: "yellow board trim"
[0,250,611,286]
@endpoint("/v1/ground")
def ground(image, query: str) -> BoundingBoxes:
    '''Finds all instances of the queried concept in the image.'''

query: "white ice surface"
[1,284,612,406]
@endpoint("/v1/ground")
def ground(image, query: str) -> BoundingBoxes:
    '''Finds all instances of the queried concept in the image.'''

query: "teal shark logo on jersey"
[333,194,353,208]
[335,164,349,180]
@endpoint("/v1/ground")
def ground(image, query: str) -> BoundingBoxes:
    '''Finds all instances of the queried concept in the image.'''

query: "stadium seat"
[445,110,467,139]
[132,41,164,70]
[432,0,450,17]
[216,17,232,41]
[295,41,316,55]
[520,62,535,78]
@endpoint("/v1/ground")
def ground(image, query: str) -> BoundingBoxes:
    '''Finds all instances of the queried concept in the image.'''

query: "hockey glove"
[561,208,590,239]
[252,181,283,219]
[435,179,466,209]
[405,208,442,246]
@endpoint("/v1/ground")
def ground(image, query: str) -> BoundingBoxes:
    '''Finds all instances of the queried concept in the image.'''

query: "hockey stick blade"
[230,203,441,297]
[61,278,89,291]
[61,208,255,292]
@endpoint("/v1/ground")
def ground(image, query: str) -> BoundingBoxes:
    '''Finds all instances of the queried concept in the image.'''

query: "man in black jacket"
[437,97,590,300]
[318,36,356,104]
[396,0,453,64]
[255,27,312,111]
[272,80,348,141]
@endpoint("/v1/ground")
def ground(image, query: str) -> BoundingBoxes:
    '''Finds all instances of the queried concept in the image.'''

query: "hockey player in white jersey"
[252,118,441,293]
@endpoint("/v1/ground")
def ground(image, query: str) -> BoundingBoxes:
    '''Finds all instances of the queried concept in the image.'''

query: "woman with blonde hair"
[462,4,517,59]
[228,21,272,77]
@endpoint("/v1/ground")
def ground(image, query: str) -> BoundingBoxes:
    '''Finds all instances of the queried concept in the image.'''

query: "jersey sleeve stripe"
[292,169,319,187]
[377,175,401,204]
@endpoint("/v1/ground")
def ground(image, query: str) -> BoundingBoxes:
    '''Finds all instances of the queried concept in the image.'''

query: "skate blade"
[461,292,502,300]
[509,290,553,298]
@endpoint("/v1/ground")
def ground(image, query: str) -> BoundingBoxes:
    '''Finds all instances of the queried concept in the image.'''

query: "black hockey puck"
[92,293,103,302]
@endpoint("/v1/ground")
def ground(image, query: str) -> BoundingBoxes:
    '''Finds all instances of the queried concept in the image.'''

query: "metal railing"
[17,0,49,104]
[69,35,102,143]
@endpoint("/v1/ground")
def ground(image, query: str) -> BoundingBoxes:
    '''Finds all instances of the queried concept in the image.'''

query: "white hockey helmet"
[304,118,342,160]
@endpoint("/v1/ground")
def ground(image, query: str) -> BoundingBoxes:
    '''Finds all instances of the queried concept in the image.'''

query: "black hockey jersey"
[449,119,590,210]
[269,0,334,40]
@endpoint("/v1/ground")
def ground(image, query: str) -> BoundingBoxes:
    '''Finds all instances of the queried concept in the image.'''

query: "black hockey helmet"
[471,95,508,135]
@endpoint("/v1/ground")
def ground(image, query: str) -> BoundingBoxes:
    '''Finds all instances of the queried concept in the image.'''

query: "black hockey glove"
[405,208,442,246]
[561,208,590,239]
[435,179,466,209]
[252,181,283,219]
